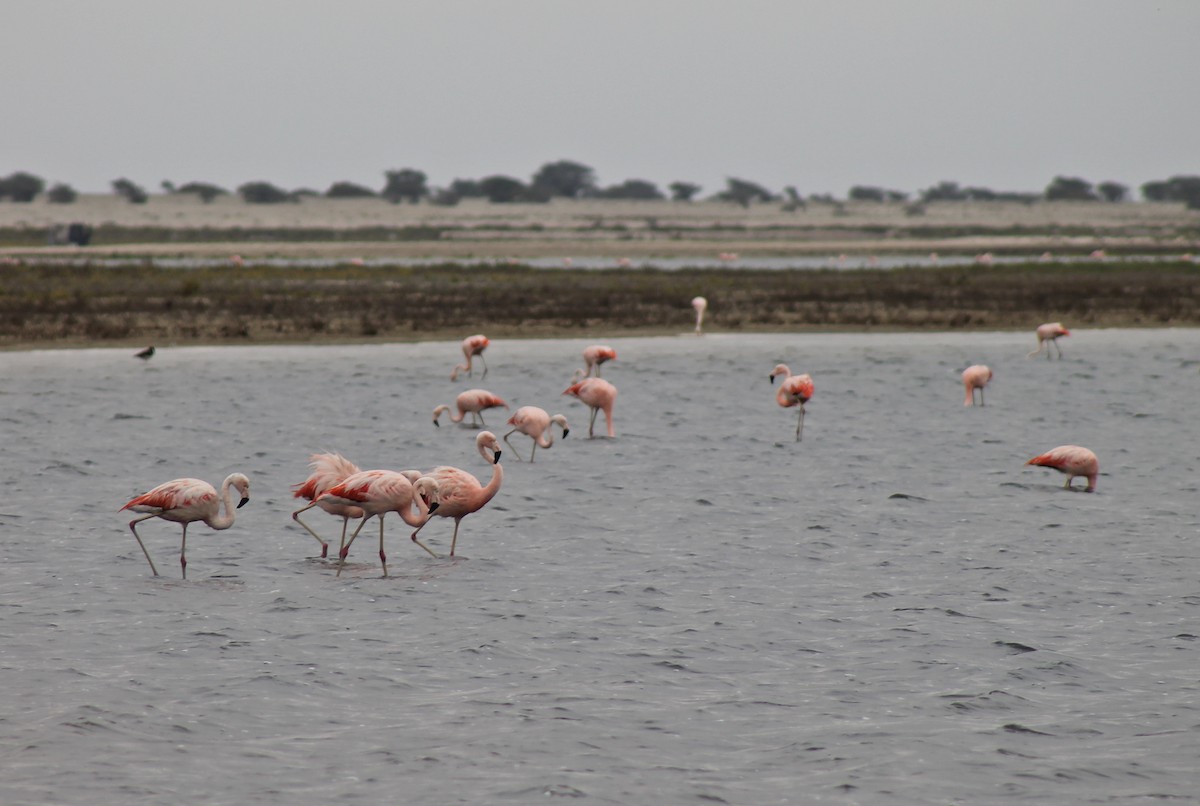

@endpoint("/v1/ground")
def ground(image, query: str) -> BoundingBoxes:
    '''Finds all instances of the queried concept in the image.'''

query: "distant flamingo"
[563,378,617,437]
[770,364,815,441]
[291,452,362,558]
[409,431,504,557]
[962,365,993,406]
[579,345,617,378]
[120,473,251,578]
[1026,445,1099,492]
[504,406,569,462]
[433,389,508,427]
[1028,322,1070,359]
[134,345,155,360]
[298,470,440,576]
[692,296,708,335]
[451,334,490,380]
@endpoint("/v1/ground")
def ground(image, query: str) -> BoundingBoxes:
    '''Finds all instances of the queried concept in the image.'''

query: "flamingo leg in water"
[1053,340,1063,359]
[588,407,599,438]
[502,428,527,462]
[408,520,441,559]
[449,519,462,557]
[479,355,488,379]
[180,523,188,579]
[377,516,388,578]
[291,504,330,558]
[795,405,805,442]
[337,516,372,577]
[128,517,161,577]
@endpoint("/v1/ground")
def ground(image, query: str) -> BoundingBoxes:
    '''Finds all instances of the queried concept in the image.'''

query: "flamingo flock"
[118,306,1098,579]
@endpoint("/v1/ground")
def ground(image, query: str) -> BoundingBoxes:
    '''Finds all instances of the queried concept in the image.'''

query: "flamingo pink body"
[411,431,504,557]
[563,378,618,437]
[451,334,490,380]
[1026,445,1099,492]
[962,365,993,406]
[504,406,569,462]
[291,453,363,558]
[434,389,508,427]
[770,364,814,441]
[310,469,440,576]
[120,473,251,578]
[581,345,617,377]
[1029,322,1070,359]
[692,296,708,334]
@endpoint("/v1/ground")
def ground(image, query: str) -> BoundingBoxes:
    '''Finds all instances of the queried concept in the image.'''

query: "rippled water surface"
[2,330,1199,804]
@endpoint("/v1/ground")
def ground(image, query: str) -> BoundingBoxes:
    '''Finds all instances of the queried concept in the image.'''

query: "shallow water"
[2,330,1199,804]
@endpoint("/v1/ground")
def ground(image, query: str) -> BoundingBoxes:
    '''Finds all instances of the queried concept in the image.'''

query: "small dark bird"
[135,346,155,360]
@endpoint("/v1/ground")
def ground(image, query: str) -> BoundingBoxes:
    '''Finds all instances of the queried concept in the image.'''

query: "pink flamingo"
[291,452,362,558]
[578,345,617,378]
[1028,322,1070,359]
[299,470,440,577]
[433,389,508,427]
[692,296,708,335]
[504,406,569,462]
[1026,445,1099,492]
[962,365,993,406]
[451,334,490,380]
[770,364,815,441]
[562,378,617,437]
[410,431,504,557]
[120,473,251,578]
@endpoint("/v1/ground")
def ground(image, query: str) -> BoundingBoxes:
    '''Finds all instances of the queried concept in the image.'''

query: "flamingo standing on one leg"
[451,334,490,380]
[580,345,617,378]
[1028,323,1070,359]
[962,365,993,406]
[291,452,362,558]
[692,296,708,335]
[120,473,251,578]
[770,364,815,441]
[562,378,617,438]
[1025,445,1099,492]
[433,389,508,427]
[410,431,503,558]
[504,406,569,462]
[299,470,440,577]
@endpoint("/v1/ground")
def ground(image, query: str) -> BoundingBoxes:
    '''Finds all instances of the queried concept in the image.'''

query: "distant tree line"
[4,165,1200,209]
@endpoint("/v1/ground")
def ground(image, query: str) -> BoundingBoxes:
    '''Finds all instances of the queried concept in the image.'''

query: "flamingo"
[291,452,362,558]
[299,470,440,577]
[1026,445,1099,492]
[134,345,155,360]
[504,406,569,462]
[120,473,251,578]
[562,378,617,438]
[451,334,489,380]
[433,389,508,428]
[409,431,504,558]
[692,296,708,335]
[579,345,617,378]
[1028,322,1070,359]
[770,364,815,441]
[962,365,993,406]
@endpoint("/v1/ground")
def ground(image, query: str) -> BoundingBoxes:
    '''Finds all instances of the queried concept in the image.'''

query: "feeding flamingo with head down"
[120,472,251,578]
[1028,323,1070,359]
[291,452,362,558]
[562,377,617,438]
[409,431,504,558]
[770,364,814,441]
[1026,445,1099,492]
[451,334,490,380]
[297,470,440,577]
[434,389,508,428]
[578,345,617,378]
[962,365,992,406]
[504,406,569,462]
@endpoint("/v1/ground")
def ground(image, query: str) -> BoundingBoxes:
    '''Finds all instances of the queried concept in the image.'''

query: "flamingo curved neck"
[208,477,240,530]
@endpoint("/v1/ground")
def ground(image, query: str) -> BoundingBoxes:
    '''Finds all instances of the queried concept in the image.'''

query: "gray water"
[2,330,1198,804]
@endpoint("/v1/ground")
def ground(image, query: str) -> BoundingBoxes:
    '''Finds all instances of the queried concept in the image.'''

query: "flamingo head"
[414,476,440,514]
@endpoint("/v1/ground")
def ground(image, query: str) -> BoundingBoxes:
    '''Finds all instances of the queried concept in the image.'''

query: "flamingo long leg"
[377,517,388,578]
[337,515,373,577]
[179,523,188,579]
[408,519,440,559]
[478,355,488,379]
[796,405,806,442]
[502,428,527,462]
[588,407,599,437]
[449,519,462,557]
[127,516,161,576]
[291,502,330,558]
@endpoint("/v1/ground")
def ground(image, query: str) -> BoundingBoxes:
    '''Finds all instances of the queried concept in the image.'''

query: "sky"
[4,1,1198,197]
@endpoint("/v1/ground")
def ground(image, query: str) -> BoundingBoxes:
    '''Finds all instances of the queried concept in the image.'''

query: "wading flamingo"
[451,334,490,380]
[299,470,440,577]
[291,452,362,558]
[134,345,155,360]
[409,431,503,557]
[1028,323,1070,359]
[962,365,993,406]
[770,364,815,441]
[562,378,617,438]
[120,473,251,578]
[692,296,708,335]
[1026,445,1099,492]
[579,345,617,378]
[433,389,508,427]
[504,406,569,462]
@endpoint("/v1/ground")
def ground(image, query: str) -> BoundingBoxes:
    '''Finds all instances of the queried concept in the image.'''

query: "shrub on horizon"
[0,171,46,202]
[47,183,78,204]
[112,177,148,204]
[238,181,295,204]
[325,181,377,198]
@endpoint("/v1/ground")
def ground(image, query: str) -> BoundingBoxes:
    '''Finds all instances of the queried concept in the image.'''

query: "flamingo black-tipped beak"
[237,496,250,509]
[493,450,502,464]
[428,502,440,513]
[433,420,440,428]
[562,429,570,438]
[768,375,775,384]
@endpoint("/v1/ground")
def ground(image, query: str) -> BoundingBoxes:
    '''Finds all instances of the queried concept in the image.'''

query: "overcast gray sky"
[4,1,1197,197]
